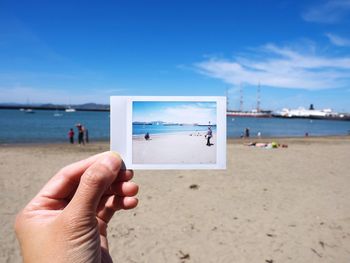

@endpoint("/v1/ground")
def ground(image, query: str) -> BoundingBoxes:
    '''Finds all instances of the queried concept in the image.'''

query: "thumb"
[65,152,123,218]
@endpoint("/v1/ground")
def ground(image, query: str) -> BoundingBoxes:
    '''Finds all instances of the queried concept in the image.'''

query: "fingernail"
[101,153,121,172]
[111,152,126,170]
[110,151,120,159]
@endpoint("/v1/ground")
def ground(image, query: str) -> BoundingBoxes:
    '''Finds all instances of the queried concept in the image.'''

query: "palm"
[16,152,138,263]
[25,194,114,262]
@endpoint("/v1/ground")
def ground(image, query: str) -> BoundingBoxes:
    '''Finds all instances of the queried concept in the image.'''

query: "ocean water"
[0,109,109,143]
[0,109,349,143]
[132,124,216,136]
[227,117,350,138]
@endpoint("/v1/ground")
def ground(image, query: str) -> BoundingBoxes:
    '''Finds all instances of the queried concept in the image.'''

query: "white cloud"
[302,0,350,24]
[134,104,216,125]
[163,105,216,124]
[325,33,350,46]
[195,43,350,91]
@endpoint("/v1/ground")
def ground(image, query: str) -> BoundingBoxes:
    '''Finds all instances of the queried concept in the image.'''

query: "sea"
[0,109,350,144]
[132,124,217,136]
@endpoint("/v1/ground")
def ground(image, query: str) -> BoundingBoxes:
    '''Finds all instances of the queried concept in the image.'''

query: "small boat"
[25,109,35,114]
[65,106,76,112]
[54,110,63,117]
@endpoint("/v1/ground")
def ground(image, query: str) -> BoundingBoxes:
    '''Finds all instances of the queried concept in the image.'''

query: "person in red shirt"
[68,128,75,144]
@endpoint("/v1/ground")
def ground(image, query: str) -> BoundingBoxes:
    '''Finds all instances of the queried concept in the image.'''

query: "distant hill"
[39,103,110,110]
[0,102,110,111]
[77,103,110,110]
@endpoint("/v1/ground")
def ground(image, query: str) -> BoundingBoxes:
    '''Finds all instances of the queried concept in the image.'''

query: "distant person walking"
[205,127,213,146]
[76,123,85,145]
[144,132,150,140]
[68,128,74,144]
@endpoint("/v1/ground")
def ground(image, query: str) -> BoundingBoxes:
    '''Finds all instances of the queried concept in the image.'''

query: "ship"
[273,104,350,121]
[226,83,272,117]
[227,109,272,117]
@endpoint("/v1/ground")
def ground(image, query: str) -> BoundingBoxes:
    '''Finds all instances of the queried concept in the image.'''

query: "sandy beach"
[1,137,350,262]
[132,132,217,164]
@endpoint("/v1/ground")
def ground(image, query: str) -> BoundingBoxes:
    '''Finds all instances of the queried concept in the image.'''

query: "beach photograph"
[1,1,350,263]
[132,101,218,165]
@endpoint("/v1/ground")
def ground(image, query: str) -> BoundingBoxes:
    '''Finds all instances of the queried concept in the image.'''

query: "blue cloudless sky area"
[0,0,350,111]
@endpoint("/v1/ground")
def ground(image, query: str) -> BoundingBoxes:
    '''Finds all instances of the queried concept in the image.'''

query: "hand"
[15,152,138,263]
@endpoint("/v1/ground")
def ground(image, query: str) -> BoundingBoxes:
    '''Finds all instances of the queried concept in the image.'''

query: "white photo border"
[111,96,226,170]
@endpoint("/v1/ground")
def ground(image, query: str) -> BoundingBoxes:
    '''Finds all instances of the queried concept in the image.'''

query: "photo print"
[110,96,226,169]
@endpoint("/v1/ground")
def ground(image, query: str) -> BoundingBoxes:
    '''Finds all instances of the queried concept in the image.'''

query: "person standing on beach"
[68,128,75,144]
[205,127,213,146]
[84,126,89,143]
[245,128,250,138]
[76,123,85,145]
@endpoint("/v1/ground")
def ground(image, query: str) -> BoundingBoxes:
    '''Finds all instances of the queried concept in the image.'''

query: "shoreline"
[132,130,215,139]
[1,135,349,147]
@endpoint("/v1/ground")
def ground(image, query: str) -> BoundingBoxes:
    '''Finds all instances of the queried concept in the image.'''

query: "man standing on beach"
[205,127,213,146]
[76,123,85,145]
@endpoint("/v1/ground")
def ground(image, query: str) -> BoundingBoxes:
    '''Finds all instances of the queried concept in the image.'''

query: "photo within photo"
[132,101,217,164]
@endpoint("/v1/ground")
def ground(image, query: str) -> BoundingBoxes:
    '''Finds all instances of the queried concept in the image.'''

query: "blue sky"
[133,101,216,124]
[0,0,350,112]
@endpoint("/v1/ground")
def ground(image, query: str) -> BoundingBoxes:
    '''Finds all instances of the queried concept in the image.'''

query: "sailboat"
[24,98,35,113]
[226,83,272,117]
[65,106,76,112]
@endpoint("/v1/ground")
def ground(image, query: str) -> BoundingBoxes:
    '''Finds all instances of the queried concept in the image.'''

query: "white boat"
[271,106,350,120]
[54,110,63,117]
[65,106,76,112]
[25,109,35,114]
[273,107,337,118]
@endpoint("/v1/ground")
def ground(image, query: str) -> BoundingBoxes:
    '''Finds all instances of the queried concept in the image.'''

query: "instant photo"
[110,96,226,169]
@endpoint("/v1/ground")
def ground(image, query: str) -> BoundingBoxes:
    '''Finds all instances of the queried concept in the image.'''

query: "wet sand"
[1,136,350,262]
